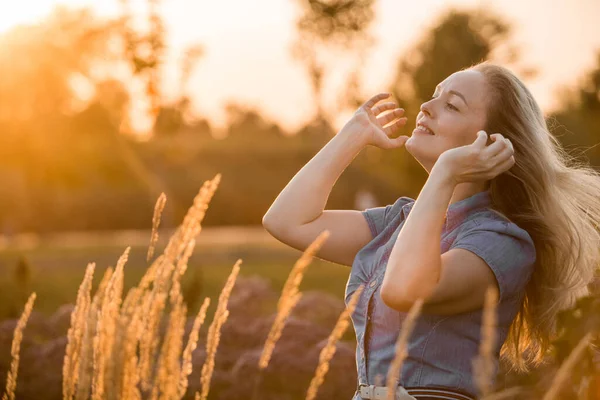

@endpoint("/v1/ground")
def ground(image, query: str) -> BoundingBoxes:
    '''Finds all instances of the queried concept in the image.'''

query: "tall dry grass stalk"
[197,259,242,400]
[92,247,130,400]
[75,266,114,400]
[305,284,365,400]
[473,285,499,398]
[118,292,145,400]
[2,292,36,400]
[140,174,220,391]
[152,291,187,400]
[481,386,526,400]
[0,174,221,400]
[542,331,594,400]
[179,297,211,398]
[385,297,424,400]
[147,192,167,262]
[258,230,331,370]
[63,263,96,400]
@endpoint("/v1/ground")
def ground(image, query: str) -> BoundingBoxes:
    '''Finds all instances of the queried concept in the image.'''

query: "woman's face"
[405,69,491,173]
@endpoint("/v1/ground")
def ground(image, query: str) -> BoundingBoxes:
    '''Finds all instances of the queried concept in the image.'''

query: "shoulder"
[361,196,414,238]
[450,210,536,301]
[462,209,535,251]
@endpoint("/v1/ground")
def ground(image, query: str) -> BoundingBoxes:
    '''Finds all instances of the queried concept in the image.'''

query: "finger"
[383,118,407,136]
[387,135,409,149]
[504,137,514,153]
[362,93,391,110]
[482,133,509,159]
[472,130,489,149]
[377,108,405,127]
[489,144,514,167]
[372,102,400,116]
[494,155,515,176]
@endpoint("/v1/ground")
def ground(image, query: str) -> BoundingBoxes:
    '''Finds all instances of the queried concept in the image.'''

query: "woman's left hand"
[434,130,515,185]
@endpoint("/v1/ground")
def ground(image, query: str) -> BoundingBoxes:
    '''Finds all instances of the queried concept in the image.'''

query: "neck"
[449,181,489,206]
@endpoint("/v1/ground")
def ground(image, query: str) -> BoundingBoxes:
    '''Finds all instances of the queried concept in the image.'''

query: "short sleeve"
[449,218,536,302]
[361,196,414,238]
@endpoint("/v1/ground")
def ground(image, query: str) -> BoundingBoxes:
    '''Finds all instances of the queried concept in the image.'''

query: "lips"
[415,121,435,135]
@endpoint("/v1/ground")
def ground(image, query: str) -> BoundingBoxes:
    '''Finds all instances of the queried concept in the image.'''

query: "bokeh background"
[0,1,599,398]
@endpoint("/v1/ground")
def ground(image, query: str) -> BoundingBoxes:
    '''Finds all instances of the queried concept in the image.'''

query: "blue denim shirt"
[346,190,536,399]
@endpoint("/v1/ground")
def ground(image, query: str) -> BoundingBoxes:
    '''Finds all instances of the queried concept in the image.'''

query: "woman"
[262,62,600,400]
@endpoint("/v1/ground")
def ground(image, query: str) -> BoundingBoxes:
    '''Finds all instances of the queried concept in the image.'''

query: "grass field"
[0,226,351,322]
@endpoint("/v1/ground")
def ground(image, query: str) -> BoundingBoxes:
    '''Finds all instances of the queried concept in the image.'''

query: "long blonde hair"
[471,61,600,372]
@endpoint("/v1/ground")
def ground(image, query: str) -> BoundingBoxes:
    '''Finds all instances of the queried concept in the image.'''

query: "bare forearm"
[263,129,367,228]
[382,167,456,304]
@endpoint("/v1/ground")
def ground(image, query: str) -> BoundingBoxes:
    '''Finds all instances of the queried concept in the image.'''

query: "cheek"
[438,119,479,147]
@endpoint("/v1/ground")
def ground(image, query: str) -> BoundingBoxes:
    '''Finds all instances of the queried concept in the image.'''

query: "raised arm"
[262,93,409,266]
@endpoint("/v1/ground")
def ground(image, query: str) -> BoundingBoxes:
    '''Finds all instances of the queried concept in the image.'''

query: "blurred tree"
[0,7,120,128]
[223,103,287,146]
[291,0,376,125]
[118,0,166,122]
[549,50,600,169]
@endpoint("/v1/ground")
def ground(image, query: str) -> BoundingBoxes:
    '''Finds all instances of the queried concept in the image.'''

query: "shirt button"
[369,280,377,288]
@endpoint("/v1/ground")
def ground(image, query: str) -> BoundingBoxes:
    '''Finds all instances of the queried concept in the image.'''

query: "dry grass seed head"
[305,284,364,400]
[258,231,330,370]
[179,297,211,399]
[148,192,167,262]
[473,285,499,398]
[385,298,424,400]
[2,292,36,400]
[63,263,95,400]
[197,259,241,400]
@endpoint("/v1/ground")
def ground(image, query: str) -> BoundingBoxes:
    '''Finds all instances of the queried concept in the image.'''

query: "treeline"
[0,5,598,234]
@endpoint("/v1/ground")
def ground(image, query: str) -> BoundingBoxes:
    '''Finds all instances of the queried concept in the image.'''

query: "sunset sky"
[1,0,599,134]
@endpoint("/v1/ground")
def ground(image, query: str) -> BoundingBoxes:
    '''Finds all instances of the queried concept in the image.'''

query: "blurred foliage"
[291,0,376,121]
[0,3,597,238]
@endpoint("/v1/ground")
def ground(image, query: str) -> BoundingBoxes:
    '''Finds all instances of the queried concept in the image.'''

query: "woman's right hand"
[342,92,409,149]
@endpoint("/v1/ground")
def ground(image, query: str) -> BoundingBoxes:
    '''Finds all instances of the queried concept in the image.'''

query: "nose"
[420,101,432,117]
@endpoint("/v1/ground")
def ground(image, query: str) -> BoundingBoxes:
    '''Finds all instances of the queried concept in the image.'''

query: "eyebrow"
[435,85,469,107]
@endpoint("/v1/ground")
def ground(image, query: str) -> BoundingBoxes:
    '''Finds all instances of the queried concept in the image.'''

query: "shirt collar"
[404,189,492,230]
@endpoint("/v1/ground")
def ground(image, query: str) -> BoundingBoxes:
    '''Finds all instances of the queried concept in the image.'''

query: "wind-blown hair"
[471,61,600,372]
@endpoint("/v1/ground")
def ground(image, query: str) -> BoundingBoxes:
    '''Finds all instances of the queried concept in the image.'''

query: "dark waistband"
[405,386,476,400]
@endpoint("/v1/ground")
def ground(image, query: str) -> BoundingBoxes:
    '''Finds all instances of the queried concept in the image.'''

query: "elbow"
[262,213,283,235]
[262,213,274,231]
[380,283,414,313]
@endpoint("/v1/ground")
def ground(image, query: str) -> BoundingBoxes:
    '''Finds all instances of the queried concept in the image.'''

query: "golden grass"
[305,284,365,400]
[197,259,241,400]
[179,297,210,398]
[473,285,499,398]
[63,262,95,400]
[1,171,589,400]
[385,297,424,400]
[147,192,167,262]
[481,386,526,400]
[258,230,331,370]
[1,292,36,400]
[92,247,130,400]
[542,331,594,400]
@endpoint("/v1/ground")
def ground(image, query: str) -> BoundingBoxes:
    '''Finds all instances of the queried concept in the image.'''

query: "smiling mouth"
[414,125,435,135]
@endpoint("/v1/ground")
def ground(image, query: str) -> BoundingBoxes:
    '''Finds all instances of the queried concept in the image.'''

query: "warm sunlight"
[0,1,599,399]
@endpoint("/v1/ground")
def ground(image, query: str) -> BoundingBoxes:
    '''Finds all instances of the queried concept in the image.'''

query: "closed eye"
[430,95,459,112]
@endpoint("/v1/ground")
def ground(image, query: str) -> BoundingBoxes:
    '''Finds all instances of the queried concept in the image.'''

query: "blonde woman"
[262,62,600,400]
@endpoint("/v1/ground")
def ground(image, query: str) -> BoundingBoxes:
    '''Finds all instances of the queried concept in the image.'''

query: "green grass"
[0,242,351,323]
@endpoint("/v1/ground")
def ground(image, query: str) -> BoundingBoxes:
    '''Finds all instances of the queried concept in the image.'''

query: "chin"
[405,139,436,170]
